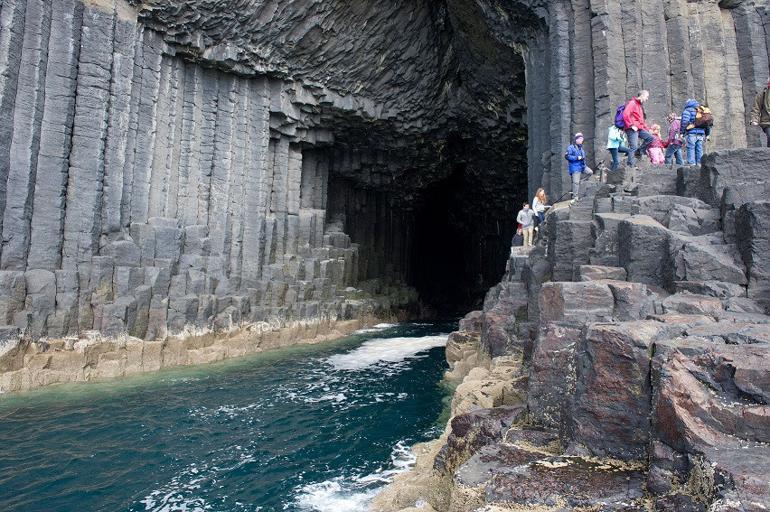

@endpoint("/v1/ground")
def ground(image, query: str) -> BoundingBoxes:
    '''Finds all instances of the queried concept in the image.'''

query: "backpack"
[693,105,714,128]
[614,104,626,129]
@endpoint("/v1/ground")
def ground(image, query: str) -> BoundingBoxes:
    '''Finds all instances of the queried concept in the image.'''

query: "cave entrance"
[408,156,523,315]
[318,0,540,317]
[410,164,483,315]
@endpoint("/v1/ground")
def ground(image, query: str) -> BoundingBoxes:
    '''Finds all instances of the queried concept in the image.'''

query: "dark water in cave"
[0,323,453,512]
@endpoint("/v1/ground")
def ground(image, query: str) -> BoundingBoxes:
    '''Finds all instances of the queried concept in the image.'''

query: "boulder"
[454,442,545,489]
[607,280,654,321]
[618,215,670,286]
[676,165,705,199]
[674,280,746,299]
[667,232,747,288]
[548,218,593,281]
[650,339,770,509]
[685,322,770,345]
[616,195,719,236]
[538,281,614,324]
[720,182,770,243]
[661,293,724,316]
[481,281,529,357]
[484,455,647,509]
[736,200,770,305]
[528,322,582,430]
[699,149,770,208]
[433,405,524,475]
[589,212,630,267]
[571,320,671,459]
[458,310,483,333]
[666,202,720,236]
[574,264,627,282]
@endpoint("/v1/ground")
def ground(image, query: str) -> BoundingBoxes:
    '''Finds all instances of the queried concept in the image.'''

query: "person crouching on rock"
[565,133,593,202]
[663,113,684,166]
[647,124,666,165]
[750,78,770,147]
[516,202,535,247]
[532,188,549,229]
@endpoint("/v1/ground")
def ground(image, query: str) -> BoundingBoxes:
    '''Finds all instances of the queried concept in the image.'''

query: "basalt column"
[1,0,768,351]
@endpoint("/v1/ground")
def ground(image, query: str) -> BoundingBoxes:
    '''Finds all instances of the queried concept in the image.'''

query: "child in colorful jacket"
[606,125,630,171]
[647,124,665,165]
[663,113,683,166]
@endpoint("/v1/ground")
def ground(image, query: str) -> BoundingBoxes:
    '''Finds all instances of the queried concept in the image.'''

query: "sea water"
[0,322,453,512]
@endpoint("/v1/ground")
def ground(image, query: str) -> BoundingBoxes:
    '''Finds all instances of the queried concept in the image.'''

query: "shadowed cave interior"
[323,115,528,314]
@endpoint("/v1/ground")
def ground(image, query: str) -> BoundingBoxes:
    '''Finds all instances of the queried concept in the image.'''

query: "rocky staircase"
[429,149,770,512]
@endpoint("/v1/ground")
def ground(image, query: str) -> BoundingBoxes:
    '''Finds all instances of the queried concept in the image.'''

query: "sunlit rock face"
[0,0,767,355]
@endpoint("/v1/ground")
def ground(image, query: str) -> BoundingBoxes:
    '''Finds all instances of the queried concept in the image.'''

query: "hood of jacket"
[685,99,699,110]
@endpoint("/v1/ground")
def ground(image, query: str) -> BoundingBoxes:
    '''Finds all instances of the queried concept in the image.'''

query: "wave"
[290,441,416,512]
[353,323,398,334]
[325,335,448,371]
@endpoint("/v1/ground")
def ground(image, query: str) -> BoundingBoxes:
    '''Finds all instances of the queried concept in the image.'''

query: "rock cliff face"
[374,151,770,512]
[0,0,768,389]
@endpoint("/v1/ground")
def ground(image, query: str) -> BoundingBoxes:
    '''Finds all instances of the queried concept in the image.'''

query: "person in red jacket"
[622,90,654,168]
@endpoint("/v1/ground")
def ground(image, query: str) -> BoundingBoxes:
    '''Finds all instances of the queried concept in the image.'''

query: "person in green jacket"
[750,79,770,148]
[606,125,630,171]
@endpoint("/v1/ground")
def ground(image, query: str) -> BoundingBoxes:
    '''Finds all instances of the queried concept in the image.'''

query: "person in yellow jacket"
[750,79,770,147]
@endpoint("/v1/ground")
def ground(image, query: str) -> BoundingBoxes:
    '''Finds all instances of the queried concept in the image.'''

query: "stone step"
[454,439,647,511]
[574,264,627,282]
[634,168,678,197]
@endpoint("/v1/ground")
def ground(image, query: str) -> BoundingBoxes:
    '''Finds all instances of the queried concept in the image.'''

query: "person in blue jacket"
[565,133,593,201]
[680,99,711,165]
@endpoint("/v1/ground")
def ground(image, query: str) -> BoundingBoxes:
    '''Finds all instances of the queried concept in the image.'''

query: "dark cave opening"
[313,0,536,317]
[410,164,481,314]
[323,125,527,316]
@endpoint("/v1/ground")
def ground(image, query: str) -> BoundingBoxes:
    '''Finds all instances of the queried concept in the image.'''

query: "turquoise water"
[0,323,452,512]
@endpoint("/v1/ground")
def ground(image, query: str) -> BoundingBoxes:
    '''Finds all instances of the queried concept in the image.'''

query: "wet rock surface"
[378,152,770,512]
[484,456,647,510]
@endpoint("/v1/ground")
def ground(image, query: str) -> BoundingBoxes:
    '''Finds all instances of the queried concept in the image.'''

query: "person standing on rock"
[750,79,770,147]
[565,133,593,201]
[680,99,712,165]
[532,188,549,228]
[647,124,665,165]
[663,113,684,166]
[516,203,535,247]
[606,124,630,172]
[622,90,654,168]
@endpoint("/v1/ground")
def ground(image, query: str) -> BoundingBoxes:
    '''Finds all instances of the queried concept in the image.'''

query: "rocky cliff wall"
[374,150,770,512]
[132,0,770,199]
[0,0,422,377]
[0,0,768,384]
[501,0,770,198]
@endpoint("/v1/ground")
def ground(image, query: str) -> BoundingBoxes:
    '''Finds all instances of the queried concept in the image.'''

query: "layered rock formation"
[0,0,769,388]
[374,150,770,512]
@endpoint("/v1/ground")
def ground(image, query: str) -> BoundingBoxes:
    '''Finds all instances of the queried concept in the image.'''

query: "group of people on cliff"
[515,188,548,248]
[606,90,714,171]
[605,81,770,170]
[513,80,770,249]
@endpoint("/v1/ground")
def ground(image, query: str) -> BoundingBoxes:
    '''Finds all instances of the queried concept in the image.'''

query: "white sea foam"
[353,323,398,334]
[325,335,448,371]
[291,441,417,512]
